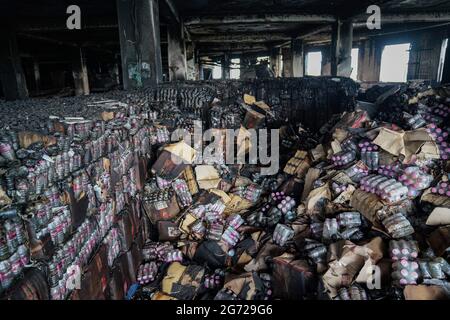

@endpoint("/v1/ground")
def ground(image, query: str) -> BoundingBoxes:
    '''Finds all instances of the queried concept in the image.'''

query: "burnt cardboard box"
[116,211,133,251]
[427,226,450,257]
[272,255,318,300]
[283,150,311,179]
[126,243,142,283]
[73,244,109,300]
[139,215,152,245]
[129,198,141,239]
[243,107,265,129]
[135,228,145,250]
[106,263,125,300]
[120,253,133,295]
[66,185,89,230]
[151,150,188,180]
[157,220,182,242]
[75,265,105,300]
[143,193,180,224]
[25,220,54,260]
[135,155,148,191]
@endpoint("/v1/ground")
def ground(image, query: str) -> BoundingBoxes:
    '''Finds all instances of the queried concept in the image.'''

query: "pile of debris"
[131,84,450,301]
[0,80,449,300]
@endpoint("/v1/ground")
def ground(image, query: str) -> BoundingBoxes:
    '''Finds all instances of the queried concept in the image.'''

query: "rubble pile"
[0,79,449,300]
[0,93,163,299]
[130,82,450,301]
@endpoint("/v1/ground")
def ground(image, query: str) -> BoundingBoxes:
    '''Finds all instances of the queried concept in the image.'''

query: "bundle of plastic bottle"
[335,285,369,300]
[389,240,420,286]
[431,181,450,197]
[165,249,183,263]
[359,141,380,171]
[437,142,450,160]
[344,161,369,183]
[405,113,427,129]
[331,150,356,167]
[360,174,409,203]
[203,269,225,289]
[226,214,244,230]
[142,242,173,261]
[337,212,362,229]
[231,184,262,203]
[206,222,224,241]
[171,179,193,207]
[323,213,364,241]
[221,225,241,247]
[392,260,420,286]
[310,221,324,240]
[381,213,415,238]
[331,182,349,195]
[377,162,402,178]
[398,166,433,198]
[137,261,159,285]
[419,257,450,280]
[304,239,327,265]
[430,104,450,118]
[390,240,419,261]
[247,192,295,227]
[269,191,286,204]
[426,124,450,160]
[341,138,358,153]
[204,201,226,223]
[242,184,262,203]
[156,176,172,189]
[275,196,296,222]
[272,224,294,246]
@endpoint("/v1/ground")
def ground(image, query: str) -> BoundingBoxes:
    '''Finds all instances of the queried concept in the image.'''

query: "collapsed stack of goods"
[0,95,160,299]
[128,83,450,301]
[1,79,449,300]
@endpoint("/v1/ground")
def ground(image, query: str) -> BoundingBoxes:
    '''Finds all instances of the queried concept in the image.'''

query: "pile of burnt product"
[0,93,186,299]
[128,84,450,301]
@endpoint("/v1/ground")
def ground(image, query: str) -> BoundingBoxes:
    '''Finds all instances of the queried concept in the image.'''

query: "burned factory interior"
[1,0,450,302]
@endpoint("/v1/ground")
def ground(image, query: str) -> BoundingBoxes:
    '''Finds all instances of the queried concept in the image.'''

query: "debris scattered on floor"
[1,80,449,300]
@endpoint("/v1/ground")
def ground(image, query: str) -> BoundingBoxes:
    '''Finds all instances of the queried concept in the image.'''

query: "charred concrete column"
[168,22,187,81]
[33,59,41,94]
[72,48,90,96]
[0,29,28,100]
[185,42,196,80]
[357,39,382,82]
[270,47,281,77]
[282,47,292,77]
[291,39,304,77]
[330,18,353,77]
[221,54,231,79]
[116,0,163,89]
[321,46,331,76]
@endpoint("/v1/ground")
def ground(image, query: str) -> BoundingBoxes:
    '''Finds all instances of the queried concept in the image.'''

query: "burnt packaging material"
[271,254,318,300]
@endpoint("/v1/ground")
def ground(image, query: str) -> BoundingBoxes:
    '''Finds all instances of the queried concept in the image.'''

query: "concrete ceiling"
[2,0,450,57]
[174,0,450,55]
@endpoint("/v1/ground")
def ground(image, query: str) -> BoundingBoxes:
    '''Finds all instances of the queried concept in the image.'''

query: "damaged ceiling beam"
[184,14,337,25]
[184,12,450,28]
[190,33,291,43]
[352,12,450,23]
